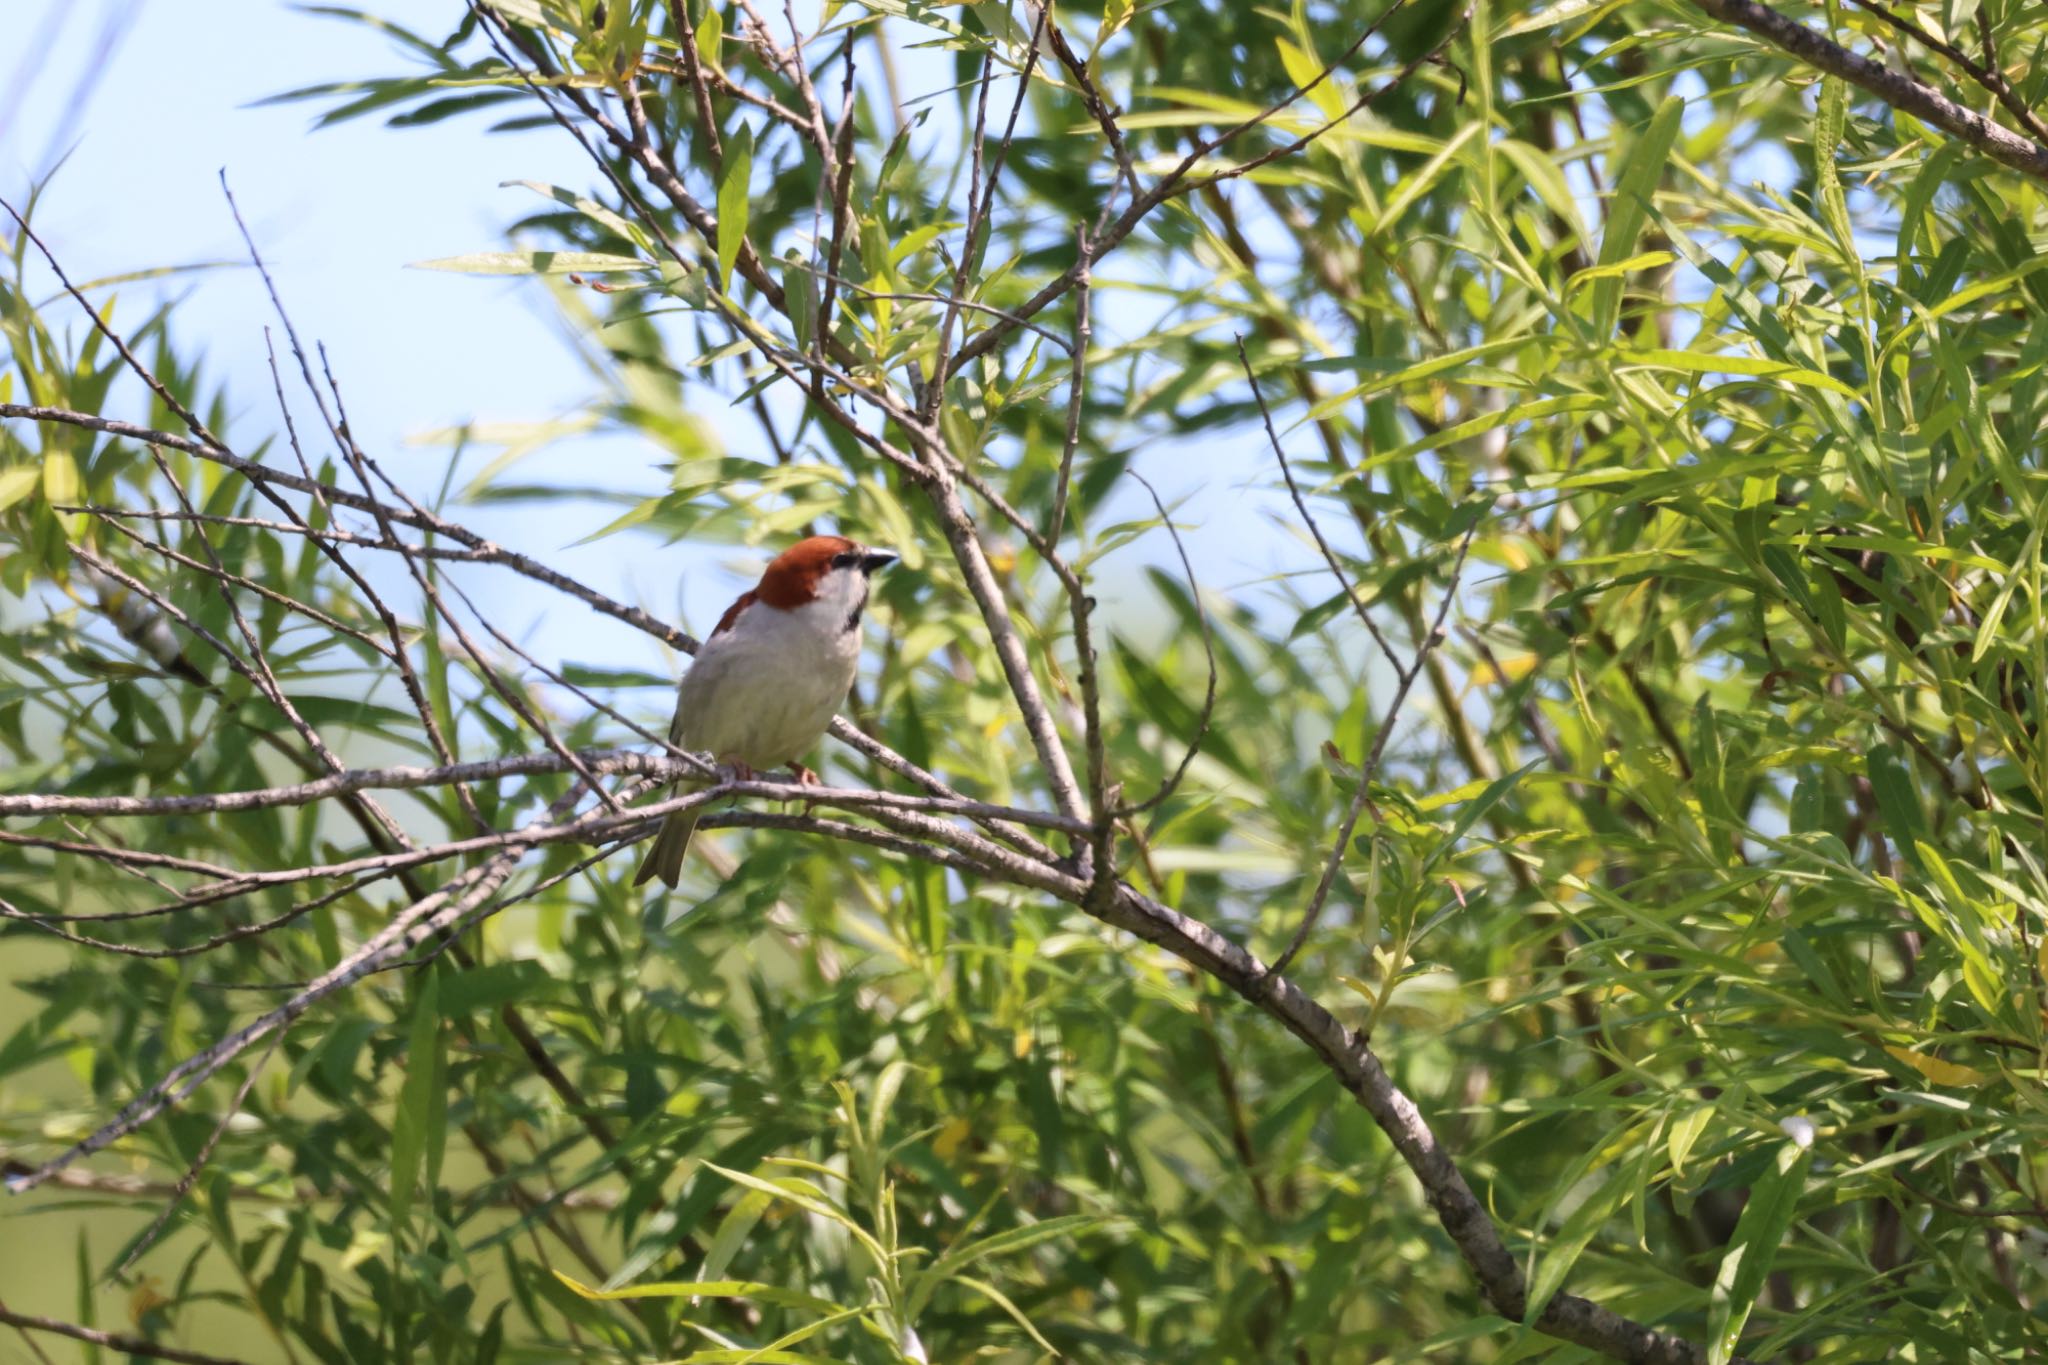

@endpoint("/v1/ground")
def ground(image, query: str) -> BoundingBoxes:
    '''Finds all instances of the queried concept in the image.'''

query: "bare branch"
[114,1031,285,1275]
[1685,0,2048,183]
[5,825,536,1193]
[1084,880,1720,1363]
[666,0,726,172]
[0,1303,254,1365]
[1033,2,1141,222]
[925,0,1048,418]
[1843,0,2048,147]
[0,749,1084,830]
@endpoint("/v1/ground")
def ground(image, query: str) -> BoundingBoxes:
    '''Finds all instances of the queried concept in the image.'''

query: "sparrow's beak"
[859,550,899,575]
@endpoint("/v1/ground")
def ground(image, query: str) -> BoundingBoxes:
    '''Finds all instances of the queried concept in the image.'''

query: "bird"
[633,534,899,888]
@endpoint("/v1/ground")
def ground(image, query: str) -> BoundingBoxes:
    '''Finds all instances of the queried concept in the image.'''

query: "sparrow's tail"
[633,797,702,889]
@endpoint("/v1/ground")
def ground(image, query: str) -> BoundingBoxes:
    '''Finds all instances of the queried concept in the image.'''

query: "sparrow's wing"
[666,680,690,746]
[671,630,741,753]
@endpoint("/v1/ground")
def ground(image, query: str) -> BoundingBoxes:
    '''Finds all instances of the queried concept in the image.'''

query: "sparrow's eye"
[831,552,858,569]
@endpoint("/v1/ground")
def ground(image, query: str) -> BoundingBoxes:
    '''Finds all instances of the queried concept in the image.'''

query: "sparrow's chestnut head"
[728,534,898,635]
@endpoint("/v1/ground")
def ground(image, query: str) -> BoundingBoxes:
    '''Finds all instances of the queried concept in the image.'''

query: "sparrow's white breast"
[676,594,862,770]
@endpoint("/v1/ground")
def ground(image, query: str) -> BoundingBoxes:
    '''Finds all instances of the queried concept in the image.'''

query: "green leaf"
[1592,94,1683,338]
[1524,1163,1636,1325]
[1299,336,1539,424]
[1424,759,1539,872]
[439,959,550,1015]
[1708,1143,1811,1364]
[389,968,445,1240]
[552,1273,844,1316]
[1864,744,1926,871]
[1629,347,1859,399]
[927,1213,1103,1284]
[42,448,83,540]
[696,3,723,70]
[502,179,650,249]
[716,122,755,291]
[1971,518,2041,662]
[1376,123,1483,234]
[701,1161,889,1267]
[1813,76,1853,250]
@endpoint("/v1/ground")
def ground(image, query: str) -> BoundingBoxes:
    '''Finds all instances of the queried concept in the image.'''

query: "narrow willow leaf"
[1424,759,1539,872]
[551,1273,844,1316]
[1813,76,1853,251]
[1971,518,2042,662]
[1864,745,1925,871]
[1629,348,1858,398]
[1592,95,1683,339]
[0,465,40,512]
[1708,1143,1810,1364]
[1565,250,1674,291]
[954,1273,1060,1355]
[1667,1104,1714,1176]
[41,448,83,540]
[697,3,723,69]
[1524,1163,1635,1325]
[1883,1045,1989,1087]
[1496,138,1590,248]
[389,968,442,1239]
[702,1161,889,1266]
[717,122,756,291]
[1300,336,1538,423]
[502,179,650,249]
[1376,123,1483,234]
[927,1213,1103,1283]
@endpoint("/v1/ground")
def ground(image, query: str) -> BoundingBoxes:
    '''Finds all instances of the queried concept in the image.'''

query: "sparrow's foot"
[788,763,822,787]
[723,761,757,783]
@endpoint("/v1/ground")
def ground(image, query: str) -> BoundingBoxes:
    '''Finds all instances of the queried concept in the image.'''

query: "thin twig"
[1116,470,1218,818]
[1034,2,1142,224]
[1270,526,1475,983]
[924,0,1048,419]
[1238,339,1480,979]
[1239,336,1402,671]
[1047,224,1091,546]
[114,1032,286,1275]
[667,0,726,172]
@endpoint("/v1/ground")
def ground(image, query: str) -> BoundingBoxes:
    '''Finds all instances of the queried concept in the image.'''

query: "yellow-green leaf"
[1883,1046,1989,1088]
[716,122,756,291]
[1592,95,1682,338]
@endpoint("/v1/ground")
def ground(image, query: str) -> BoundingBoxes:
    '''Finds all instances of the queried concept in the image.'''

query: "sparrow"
[634,534,899,888]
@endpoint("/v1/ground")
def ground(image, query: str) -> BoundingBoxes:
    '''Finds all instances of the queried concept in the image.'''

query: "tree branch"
[0,1302,254,1365]
[1684,0,2048,183]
